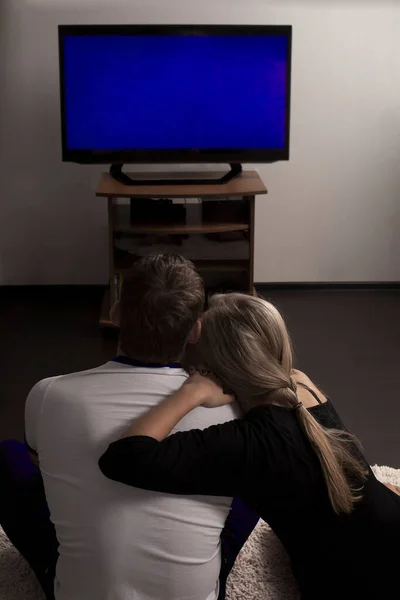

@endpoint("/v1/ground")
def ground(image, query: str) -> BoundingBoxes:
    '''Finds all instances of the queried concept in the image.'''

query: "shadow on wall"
[0,1,110,285]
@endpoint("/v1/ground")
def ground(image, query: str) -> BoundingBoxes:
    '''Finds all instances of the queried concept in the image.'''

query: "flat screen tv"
[59,25,292,183]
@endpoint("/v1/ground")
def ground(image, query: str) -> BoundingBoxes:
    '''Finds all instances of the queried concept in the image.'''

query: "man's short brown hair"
[119,253,205,364]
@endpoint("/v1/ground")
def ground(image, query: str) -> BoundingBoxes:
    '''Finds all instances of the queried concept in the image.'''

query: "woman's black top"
[99,388,400,599]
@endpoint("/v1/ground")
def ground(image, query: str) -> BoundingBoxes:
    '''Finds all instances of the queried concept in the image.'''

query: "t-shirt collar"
[113,355,182,369]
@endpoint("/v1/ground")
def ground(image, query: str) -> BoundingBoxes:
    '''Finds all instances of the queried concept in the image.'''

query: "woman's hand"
[185,371,234,408]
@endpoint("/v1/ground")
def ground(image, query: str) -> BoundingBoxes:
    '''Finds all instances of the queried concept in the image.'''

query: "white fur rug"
[0,466,398,600]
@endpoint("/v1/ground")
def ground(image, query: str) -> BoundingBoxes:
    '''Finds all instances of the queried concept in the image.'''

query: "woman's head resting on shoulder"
[199,293,298,412]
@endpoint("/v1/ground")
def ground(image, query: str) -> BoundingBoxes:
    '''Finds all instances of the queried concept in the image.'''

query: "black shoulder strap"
[297,381,323,404]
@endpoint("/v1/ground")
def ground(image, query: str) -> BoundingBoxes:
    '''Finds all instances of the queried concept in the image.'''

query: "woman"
[99,294,400,599]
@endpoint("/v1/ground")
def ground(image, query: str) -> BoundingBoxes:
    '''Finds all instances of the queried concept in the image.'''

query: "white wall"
[0,0,399,284]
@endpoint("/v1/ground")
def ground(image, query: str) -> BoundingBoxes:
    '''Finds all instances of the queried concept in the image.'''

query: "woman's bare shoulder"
[292,369,313,385]
[292,369,328,406]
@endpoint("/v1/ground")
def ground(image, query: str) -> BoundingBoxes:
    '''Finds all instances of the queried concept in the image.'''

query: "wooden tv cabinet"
[96,170,267,327]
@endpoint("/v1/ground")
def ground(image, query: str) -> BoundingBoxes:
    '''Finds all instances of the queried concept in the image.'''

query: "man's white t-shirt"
[25,362,240,600]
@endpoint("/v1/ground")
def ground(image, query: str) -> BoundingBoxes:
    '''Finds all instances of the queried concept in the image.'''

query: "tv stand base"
[109,163,243,186]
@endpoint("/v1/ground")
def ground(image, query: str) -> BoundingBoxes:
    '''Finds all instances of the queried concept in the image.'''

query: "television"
[59,25,292,184]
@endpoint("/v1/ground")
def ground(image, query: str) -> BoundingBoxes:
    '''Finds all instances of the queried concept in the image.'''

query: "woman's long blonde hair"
[200,293,367,515]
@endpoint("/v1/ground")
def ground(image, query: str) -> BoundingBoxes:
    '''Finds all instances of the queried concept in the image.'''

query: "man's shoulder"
[29,363,188,411]
[25,376,62,449]
[28,363,188,399]
[35,363,121,387]
[51,363,188,389]
[27,376,59,403]
[26,364,115,404]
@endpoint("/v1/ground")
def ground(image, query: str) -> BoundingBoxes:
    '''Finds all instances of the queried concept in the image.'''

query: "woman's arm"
[120,372,234,441]
[99,374,260,497]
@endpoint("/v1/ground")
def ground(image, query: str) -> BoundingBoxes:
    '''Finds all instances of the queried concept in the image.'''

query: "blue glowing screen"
[62,34,289,150]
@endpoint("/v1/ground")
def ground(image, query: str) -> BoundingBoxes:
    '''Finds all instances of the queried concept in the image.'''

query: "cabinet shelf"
[112,205,249,235]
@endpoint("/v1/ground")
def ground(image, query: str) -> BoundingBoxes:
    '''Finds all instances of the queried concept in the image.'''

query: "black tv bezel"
[58,24,292,165]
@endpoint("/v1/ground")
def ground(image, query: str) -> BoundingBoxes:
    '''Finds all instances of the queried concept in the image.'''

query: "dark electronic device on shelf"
[59,24,292,186]
[130,198,186,225]
[202,199,248,223]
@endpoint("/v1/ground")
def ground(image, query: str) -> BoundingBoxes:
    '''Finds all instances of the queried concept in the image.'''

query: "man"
[0,253,257,600]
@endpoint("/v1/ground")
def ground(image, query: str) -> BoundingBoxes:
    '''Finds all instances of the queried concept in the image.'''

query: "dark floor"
[1,286,399,467]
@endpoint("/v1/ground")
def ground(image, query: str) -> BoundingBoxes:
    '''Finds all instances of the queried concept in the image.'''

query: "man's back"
[25,361,240,600]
